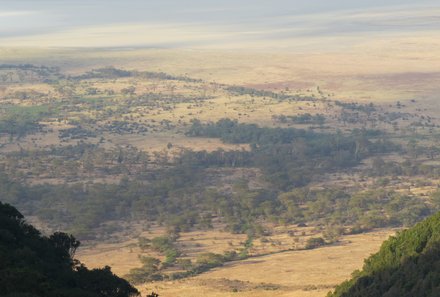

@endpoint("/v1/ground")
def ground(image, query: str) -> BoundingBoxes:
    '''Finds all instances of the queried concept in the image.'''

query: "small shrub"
[305,237,326,249]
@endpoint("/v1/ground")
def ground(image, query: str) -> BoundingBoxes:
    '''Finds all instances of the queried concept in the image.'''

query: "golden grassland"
[2,74,433,158]
[77,221,327,277]
[2,41,440,157]
[77,228,396,297]
[2,33,440,102]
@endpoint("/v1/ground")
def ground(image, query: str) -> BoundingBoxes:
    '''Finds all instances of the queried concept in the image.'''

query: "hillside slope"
[329,211,440,297]
[0,201,139,297]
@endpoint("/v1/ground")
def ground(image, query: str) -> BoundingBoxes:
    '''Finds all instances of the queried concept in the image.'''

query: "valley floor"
[78,229,396,297]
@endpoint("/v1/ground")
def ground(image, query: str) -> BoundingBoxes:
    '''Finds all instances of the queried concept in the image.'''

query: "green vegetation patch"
[0,104,53,138]
[0,201,139,297]
[329,210,440,297]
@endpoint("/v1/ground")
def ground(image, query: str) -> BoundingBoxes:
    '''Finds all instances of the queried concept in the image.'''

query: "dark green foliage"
[274,113,326,125]
[59,126,97,139]
[186,118,314,144]
[226,85,311,101]
[74,67,200,83]
[368,158,440,177]
[305,237,326,249]
[196,252,225,268]
[0,64,63,83]
[334,101,376,114]
[0,201,139,297]
[186,119,397,190]
[0,105,51,139]
[75,67,132,79]
[49,232,81,258]
[329,211,440,297]
[0,164,431,240]
[0,162,208,238]
[125,256,163,284]
[126,234,183,284]
[0,117,426,242]
[150,235,180,264]
[290,113,325,125]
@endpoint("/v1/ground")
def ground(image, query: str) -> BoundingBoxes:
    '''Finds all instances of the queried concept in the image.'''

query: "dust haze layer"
[1,0,440,50]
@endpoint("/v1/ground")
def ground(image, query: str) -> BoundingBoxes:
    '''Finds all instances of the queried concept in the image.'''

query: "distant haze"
[1,0,440,49]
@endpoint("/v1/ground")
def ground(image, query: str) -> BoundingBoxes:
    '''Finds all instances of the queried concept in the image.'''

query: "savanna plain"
[1,41,440,296]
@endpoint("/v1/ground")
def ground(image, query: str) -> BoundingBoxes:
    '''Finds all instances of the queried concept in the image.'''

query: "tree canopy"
[0,201,139,297]
[329,211,440,297]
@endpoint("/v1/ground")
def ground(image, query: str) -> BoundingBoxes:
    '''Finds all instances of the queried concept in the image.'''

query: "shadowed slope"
[329,211,440,297]
[0,201,139,297]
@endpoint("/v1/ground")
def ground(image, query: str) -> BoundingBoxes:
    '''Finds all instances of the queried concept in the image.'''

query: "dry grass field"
[2,33,440,103]
[77,228,396,297]
[2,41,439,159]
[2,40,440,157]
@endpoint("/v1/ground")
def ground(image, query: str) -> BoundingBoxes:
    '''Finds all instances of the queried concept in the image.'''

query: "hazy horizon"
[1,0,440,50]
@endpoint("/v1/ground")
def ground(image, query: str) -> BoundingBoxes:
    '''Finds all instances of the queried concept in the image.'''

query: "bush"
[196,252,225,268]
[125,256,163,284]
[305,237,326,249]
[138,237,151,251]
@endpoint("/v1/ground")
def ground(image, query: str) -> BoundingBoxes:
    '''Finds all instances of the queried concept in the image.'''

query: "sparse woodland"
[1,64,440,287]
